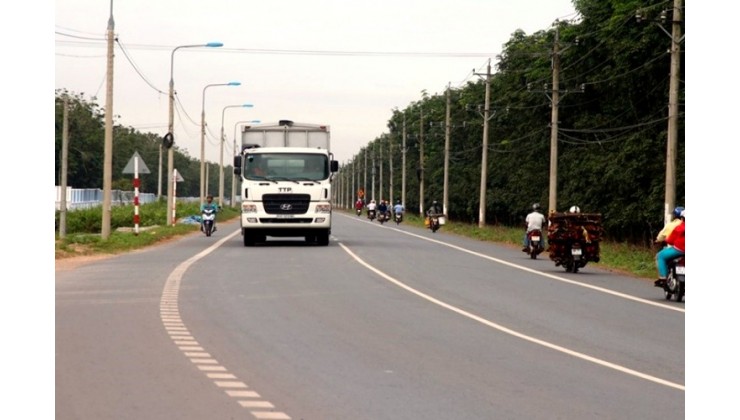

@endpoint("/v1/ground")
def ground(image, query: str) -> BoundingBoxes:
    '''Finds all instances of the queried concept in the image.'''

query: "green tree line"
[347,0,684,245]
[54,90,233,199]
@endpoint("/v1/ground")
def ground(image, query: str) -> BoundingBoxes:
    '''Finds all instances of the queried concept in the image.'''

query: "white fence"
[55,186,157,211]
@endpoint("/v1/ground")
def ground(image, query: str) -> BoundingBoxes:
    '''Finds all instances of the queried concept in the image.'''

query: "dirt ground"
[54,229,196,272]
[55,254,115,272]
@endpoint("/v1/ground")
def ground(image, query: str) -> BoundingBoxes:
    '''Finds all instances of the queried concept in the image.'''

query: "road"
[56,213,684,419]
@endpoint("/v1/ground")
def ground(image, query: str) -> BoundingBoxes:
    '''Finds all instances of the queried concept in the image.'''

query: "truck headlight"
[242,203,257,213]
[315,204,331,213]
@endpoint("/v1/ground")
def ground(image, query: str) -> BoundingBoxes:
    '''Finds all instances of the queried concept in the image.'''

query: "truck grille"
[262,194,311,214]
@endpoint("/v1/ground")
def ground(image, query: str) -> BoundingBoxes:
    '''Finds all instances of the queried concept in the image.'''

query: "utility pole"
[364,148,368,201]
[664,0,682,225]
[443,83,451,217]
[528,22,581,215]
[351,159,356,201]
[419,107,425,216]
[389,130,394,204]
[548,28,561,215]
[59,96,70,238]
[636,1,683,224]
[101,0,115,240]
[473,60,492,228]
[402,114,407,208]
[379,141,384,202]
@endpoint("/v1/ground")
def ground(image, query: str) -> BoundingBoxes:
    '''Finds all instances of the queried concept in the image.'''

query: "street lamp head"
[206,42,224,48]
[227,81,241,86]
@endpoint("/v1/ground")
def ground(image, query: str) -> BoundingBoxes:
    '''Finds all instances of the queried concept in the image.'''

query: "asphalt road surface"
[56,213,684,419]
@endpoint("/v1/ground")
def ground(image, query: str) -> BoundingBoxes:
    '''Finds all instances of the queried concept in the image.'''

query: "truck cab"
[233,121,338,246]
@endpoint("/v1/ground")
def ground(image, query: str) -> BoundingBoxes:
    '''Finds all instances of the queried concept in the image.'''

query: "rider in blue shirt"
[200,195,220,232]
[393,200,404,217]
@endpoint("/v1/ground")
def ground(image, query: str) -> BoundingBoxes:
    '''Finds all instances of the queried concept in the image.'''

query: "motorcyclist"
[378,200,389,220]
[393,200,405,219]
[523,203,547,252]
[426,200,443,227]
[654,210,685,288]
[367,199,377,218]
[427,200,443,216]
[354,198,364,215]
[655,206,684,244]
[200,195,220,232]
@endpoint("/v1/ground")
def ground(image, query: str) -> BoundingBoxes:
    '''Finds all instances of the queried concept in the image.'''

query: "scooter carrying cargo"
[547,211,603,273]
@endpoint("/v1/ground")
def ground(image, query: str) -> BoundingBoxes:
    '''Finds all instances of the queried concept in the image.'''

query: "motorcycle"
[547,212,602,273]
[201,208,216,237]
[662,256,685,302]
[394,212,403,225]
[427,215,441,233]
[356,207,362,216]
[526,229,544,259]
[367,209,376,221]
[378,211,389,224]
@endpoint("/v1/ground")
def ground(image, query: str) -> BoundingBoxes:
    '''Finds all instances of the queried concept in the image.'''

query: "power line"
[56,39,498,58]
[115,39,166,95]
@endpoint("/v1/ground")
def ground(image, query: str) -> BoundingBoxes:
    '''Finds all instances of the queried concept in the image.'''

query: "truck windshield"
[244,153,328,181]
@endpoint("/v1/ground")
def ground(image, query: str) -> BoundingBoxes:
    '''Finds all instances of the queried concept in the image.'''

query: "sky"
[54,0,581,167]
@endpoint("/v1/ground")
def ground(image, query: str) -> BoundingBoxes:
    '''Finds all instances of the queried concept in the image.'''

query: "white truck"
[233,120,339,246]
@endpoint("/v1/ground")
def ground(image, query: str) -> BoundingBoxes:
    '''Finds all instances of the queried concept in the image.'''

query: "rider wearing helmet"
[523,203,547,252]
[427,200,443,217]
[378,199,389,218]
[655,206,684,244]
[655,209,685,287]
[367,199,377,212]
[393,200,405,217]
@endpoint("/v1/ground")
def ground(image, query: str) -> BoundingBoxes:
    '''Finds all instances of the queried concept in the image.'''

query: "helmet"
[532,203,541,211]
[371,199,376,203]
[433,200,438,204]
[396,200,401,204]
[569,206,581,213]
[672,206,684,218]
[680,209,685,219]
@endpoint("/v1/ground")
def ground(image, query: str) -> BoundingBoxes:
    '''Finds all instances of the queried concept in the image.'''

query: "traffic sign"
[122,151,151,174]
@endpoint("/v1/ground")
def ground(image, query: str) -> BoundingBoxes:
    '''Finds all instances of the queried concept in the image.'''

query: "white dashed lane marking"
[160,230,291,419]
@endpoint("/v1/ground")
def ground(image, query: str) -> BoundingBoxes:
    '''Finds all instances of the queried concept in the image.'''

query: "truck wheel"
[316,230,330,246]
[243,230,256,247]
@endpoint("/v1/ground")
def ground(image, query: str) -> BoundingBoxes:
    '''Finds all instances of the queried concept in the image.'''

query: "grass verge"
[376,212,656,280]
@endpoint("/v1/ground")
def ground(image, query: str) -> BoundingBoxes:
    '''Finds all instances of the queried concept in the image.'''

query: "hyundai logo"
[280,203,293,211]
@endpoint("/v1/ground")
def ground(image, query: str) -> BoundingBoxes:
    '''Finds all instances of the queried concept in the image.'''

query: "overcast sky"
[55,0,579,166]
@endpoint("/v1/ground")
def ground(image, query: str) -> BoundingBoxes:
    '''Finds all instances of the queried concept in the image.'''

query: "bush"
[56,201,219,234]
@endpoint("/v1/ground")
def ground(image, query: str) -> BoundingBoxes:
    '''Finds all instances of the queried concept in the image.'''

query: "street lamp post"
[200,81,241,206]
[166,41,223,226]
[231,119,261,206]
[219,104,254,207]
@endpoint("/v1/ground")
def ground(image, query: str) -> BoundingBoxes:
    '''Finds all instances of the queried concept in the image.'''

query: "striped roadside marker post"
[123,151,150,235]
[172,169,178,226]
[133,156,140,235]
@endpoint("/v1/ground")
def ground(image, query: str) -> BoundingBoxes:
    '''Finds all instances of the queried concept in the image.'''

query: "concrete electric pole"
[101,0,115,240]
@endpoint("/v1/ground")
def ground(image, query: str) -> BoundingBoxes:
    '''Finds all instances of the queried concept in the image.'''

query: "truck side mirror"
[330,160,339,173]
[233,156,242,175]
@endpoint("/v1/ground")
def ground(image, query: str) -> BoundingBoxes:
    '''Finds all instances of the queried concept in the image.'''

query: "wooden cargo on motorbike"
[547,212,603,263]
